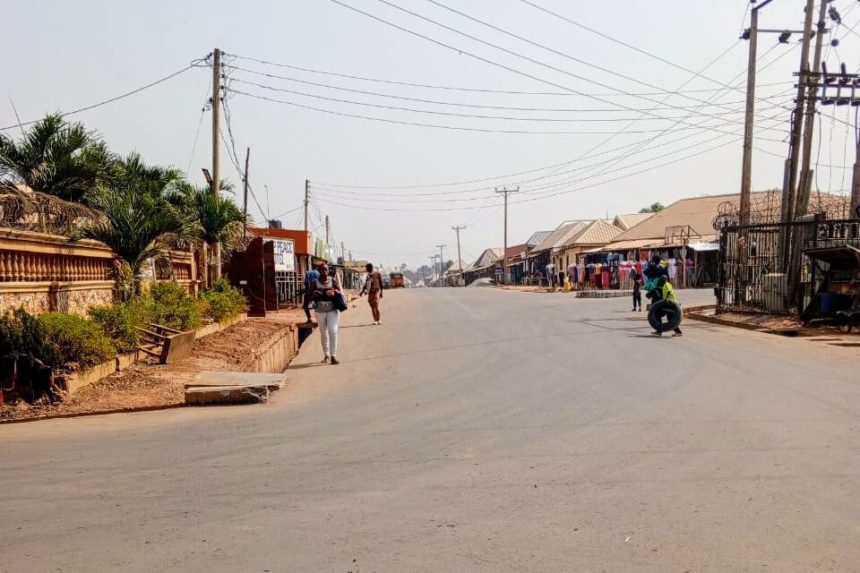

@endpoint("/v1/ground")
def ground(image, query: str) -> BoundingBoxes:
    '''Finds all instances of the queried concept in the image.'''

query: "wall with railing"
[0,228,199,315]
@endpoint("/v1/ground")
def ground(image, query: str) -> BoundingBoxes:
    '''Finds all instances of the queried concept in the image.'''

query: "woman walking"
[310,264,344,365]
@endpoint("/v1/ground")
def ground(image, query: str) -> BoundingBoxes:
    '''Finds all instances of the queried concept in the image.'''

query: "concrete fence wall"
[0,228,200,316]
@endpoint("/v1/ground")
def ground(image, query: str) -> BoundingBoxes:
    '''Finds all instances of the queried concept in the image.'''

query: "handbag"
[332,292,348,312]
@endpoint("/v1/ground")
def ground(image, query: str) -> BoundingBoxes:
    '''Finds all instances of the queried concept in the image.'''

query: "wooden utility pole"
[795,0,830,218]
[852,135,860,218]
[325,215,330,245]
[495,187,519,285]
[242,147,250,238]
[739,2,768,227]
[436,244,446,286]
[304,179,310,232]
[452,225,465,285]
[211,48,222,282]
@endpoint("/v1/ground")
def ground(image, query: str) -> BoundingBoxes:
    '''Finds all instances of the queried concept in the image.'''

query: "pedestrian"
[310,264,344,364]
[360,263,384,325]
[643,255,668,310]
[632,272,642,312]
[302,265,320,324]
[651,275,683,337]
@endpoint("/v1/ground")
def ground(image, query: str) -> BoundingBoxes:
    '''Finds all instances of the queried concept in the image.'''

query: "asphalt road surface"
[2,288,859,572]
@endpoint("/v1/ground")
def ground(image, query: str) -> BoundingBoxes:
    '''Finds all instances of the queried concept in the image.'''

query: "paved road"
[1,288,859,572]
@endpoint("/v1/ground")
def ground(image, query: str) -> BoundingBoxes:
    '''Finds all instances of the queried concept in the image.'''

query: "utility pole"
[429,255,439,283]
[341,242,346,264]
[795,0,830,218]
[783,0,817,229]
[495,187,519,285]
[739,1,769,227]
[452,225,465,286]
[211,47,222,282]
[325,215,330,245]
[304,179,310,233]
[242,147,250,238]
[436,244,447,286]
[852,133,860,218]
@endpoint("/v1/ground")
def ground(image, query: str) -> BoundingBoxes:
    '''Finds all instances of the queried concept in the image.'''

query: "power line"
[233,87,784,136]
[424,0,767,115]
[313,135,739,212]
[226,52,792,98]
[0,62,202,132]
[308,112,788,203]
[224,63,789,114]
[229,76,758,124]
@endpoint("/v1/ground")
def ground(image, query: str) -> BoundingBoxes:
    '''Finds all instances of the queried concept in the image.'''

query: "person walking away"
[360,263,384,325]
[302,265,320,324]
[651,275,683,337]
[310,264,344,364]
[632,272,642,312]
[643,255,668,310]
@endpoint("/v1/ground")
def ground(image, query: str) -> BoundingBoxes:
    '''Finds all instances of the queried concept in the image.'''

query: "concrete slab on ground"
[184,384,270,405]
[188,371,286,390]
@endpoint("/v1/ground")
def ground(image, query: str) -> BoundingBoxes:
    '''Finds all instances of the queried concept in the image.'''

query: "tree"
[77,187,186,295]
[171,182,245,288]
[639,202,665,213]
[75,153,189,295]
[0,114,112,203]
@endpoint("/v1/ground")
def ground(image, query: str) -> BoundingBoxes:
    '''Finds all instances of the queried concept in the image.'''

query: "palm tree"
[77,187,186,295]
[170,182,245,288]
[0,114,111,203]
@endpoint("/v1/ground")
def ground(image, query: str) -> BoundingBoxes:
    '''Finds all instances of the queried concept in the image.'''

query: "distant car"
[389,272,405,288]
[468,277,497,287]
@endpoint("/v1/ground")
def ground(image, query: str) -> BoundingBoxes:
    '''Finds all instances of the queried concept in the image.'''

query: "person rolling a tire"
[648,275,683,336]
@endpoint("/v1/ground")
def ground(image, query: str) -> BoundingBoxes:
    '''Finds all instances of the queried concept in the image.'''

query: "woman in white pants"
[310,264,343,365]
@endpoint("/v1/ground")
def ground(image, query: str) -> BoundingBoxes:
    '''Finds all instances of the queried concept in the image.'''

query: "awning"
[686,241,720,252]
[600,239,662,252]
[803,245,860,265]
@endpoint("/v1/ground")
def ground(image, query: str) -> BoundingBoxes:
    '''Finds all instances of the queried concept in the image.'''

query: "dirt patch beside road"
[0,317,301,423]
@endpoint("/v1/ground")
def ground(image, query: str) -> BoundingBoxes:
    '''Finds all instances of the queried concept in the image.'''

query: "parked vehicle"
[389,272,405,288]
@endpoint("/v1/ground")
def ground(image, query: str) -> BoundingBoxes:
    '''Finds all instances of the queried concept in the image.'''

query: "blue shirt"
[304,270,320,288]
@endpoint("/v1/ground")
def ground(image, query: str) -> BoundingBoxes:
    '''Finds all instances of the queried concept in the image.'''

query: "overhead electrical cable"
[0,61,202,132]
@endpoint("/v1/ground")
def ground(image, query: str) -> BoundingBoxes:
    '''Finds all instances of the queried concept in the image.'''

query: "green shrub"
[0,309,49,364]
[38,312,116,370]
[148,282,203,330]
[89,298,151,353]
[201,278,247,322]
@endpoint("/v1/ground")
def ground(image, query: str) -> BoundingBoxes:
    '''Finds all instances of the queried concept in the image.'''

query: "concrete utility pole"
[495,187,519,285]
[795,0,830,218]
[436,244,447,286]
[211,47,222,282]
[341,242,346,263]
[242,147,250,239]
[452,225,465,285]
[783,0,817,229]
[304,179,310,233]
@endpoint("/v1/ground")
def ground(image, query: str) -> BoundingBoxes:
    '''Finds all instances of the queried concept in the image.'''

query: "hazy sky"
[3,0,858,268]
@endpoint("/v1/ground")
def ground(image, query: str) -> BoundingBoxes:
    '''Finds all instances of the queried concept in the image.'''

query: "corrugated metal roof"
[525,230,553,247]
[561,220,623,247]
[532,220,589,252]
[613,212,655,231]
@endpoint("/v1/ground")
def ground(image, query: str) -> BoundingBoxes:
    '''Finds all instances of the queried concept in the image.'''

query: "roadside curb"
[684,305,768,332]
[0,403,186,426]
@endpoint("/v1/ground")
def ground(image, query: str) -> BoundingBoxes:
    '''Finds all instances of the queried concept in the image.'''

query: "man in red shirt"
[360,263,384,325]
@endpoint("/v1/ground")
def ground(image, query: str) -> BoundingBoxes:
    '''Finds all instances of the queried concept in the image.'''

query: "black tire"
[648,300,683,332]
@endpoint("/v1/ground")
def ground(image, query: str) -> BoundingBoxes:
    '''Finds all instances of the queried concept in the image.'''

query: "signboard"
[494,267,503,276]
[266,239,295,272]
